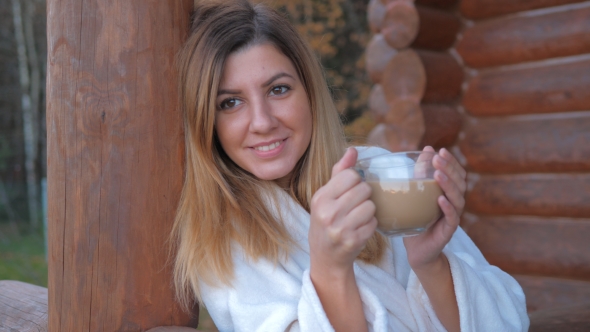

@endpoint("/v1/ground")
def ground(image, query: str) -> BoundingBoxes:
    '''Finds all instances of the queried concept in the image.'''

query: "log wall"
[366,0,590,315]
[455,0,590,314]
[46,1,196,331]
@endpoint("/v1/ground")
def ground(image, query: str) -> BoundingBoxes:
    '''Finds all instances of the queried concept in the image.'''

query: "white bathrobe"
[201,147,530,332]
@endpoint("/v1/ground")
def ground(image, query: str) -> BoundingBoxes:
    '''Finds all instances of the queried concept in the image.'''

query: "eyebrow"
[217,72,295,96]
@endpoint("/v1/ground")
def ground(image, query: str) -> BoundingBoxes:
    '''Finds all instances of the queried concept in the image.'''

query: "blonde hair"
[173,0,386,310]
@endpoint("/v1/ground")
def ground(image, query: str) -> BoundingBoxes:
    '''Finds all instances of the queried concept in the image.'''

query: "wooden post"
[46,0,196,331]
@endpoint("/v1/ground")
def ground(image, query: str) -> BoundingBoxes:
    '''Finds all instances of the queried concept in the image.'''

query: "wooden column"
[46,1,196,331]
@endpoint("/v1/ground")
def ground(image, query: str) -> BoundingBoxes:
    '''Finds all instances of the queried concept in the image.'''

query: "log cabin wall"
[366,0,590,313]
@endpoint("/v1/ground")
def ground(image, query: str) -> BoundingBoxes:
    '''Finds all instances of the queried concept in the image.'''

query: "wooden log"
[411,6,461,51]
[419,104,461,149]
[463,58,590,116]
[367,113,425,152]
[465,174,590,218]
[418,51,463,103]
[529,302,590,332]
[0,280,48,331]
[46,1,197,331]
[513,275,590,312]
[366,34,398,83]
[382,1,420,49]
[368,84,390,122]
[460,0,587,20]
[465,215,590,279]
[459,113,590,173]
[381,49,426,103]
[456,6,590,68]
[368,0,386,33]
[415,0,459,9]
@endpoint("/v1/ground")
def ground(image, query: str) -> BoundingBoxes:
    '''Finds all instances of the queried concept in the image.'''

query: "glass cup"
[355,151,443,237]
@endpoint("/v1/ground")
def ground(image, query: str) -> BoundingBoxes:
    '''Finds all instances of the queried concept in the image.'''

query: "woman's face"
[215,43,313,185]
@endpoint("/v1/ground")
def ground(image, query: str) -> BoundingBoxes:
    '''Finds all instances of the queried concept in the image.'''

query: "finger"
[328,168,363,199]
[439,148,467,180]
[337,199,376,231]
[332,147,358,179]
[334,181,373,215]
[434,170,465,213]
[433,154,466,194]
[355,216,378,244]
[438,195,460,239]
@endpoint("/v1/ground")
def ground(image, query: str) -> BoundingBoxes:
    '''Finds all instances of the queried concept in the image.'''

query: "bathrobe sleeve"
[405,227,530,332]
[199,247,390,332]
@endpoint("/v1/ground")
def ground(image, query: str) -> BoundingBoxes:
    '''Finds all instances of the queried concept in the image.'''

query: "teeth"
[255,141,281,151]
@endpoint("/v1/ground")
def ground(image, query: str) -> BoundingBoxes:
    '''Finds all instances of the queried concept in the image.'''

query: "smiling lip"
[250,139,286,158]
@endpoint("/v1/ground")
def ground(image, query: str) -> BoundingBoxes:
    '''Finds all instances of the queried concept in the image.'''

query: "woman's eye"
[219,98,242,110]
[270,85,289,96]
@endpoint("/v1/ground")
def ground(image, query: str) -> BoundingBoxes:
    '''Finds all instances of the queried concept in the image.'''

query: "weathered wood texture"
[415,0,459,9]
[459,113,590,173]
[529,302,590,332]
[382,1,420,49]
[0,280,48,331]
[514,275,590,312]
[366,34,397,83]
[463,58,590,116]
[46,1,197,331]
[412,6,460,51]
[382,49,426,103]
[368,0,386,33]
[419,104,461,148]
[465,174,590,218]
[418,51,463,102]
[457,6,590,68]
[460,0,587,19]
[464,215,590,279]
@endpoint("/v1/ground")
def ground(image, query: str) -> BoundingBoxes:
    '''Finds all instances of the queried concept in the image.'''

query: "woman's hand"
[403,146,467,270]
[309,147,377,274]
[308,147,376,332]
[146,327,200,332]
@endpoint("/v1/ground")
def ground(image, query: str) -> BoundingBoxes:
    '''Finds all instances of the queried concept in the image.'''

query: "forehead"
[219,43,297,86]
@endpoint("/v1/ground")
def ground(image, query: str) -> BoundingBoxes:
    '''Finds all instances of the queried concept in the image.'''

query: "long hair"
[173,0,387,309]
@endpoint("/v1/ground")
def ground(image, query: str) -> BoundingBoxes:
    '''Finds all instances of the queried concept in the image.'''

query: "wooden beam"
[460,0,587,20]
[463,58,590,116]
[368,0,386,33]
[459,113,590,173]
[382,1,420,49]
[529,303,590,332]
[381,49,426,103]
[464,215,590,279]
[465,174,590,218]
[457,6,590,68]
[418,50,463,103]
[46,1,197,330]
[513,275,590,312]
[420,104,461,149]
[412,6,461,51]
[366,34,398,84]
[0,280,48,331]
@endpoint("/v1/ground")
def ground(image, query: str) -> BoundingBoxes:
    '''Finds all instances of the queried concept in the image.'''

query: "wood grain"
[514,275,590,312]
[418,51,463,103]
[463,58,590,116]
[382,1,420,49]
[465,174,590,218]
[366,34,398,83]
[412,6,461,51]
[0,280,48,331]
[46,1,197,331]
[420,104,461,148]
[465,215,590,279]
[529,302,590,332]
[415,0,459,9]
[460,0,587,20]
[457,6,590,68]
[368,0,386,33]
[459,113,590,173]
[382,49,426,103]
[368,84,390,122]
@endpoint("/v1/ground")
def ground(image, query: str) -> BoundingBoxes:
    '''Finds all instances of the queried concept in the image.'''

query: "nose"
[249,98,278,133]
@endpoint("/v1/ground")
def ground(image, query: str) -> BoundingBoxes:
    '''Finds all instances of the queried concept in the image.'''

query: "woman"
[153,0,529,331]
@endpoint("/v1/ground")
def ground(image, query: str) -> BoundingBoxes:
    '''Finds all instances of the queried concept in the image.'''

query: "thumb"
[331,147,358,179]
